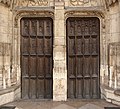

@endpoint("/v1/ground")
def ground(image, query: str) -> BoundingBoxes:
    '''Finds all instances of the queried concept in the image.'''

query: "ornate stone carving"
[0,0,49,9]
[107,0,118,6]
[13,0,48,7]
[70,0,98,6]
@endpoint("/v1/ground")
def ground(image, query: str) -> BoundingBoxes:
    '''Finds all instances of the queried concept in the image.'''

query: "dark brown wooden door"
[67,17,100,99]
[21,18,53,99]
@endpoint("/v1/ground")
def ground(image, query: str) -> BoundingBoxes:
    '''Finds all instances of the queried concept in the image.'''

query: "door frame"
[12,10,105,101]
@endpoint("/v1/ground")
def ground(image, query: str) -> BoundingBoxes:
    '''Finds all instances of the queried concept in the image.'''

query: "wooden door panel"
[68,57,76,78]
[21,20,29,36]
[45,57,52,77]
[37,21,44,36]
[44,37,52,54]
[44,20,52,36]
[37,79,44,98]
[37,57,44,77]
[76,79,83,98]
[29,57,36,76]
[22,78,29,99]
[37,38,44,54]
[21,18,53,99]
[92,78,98,98]
[22,56,29,76]
[84,37,90,55]
[76,37,83,55]
[22,37,29,54]
[30,20,37,36]
[67,17,100,99]
[68,37,75,55]
[84,79,91,98]
[29,79,36,99]
[68,79,76,98]
[30,38,36,55]
[76,57,83,77]
[45,79,52,98]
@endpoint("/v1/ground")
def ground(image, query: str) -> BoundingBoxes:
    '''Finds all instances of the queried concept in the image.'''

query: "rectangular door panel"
[37,79,44,98]
[29,79,36,99]
[22,78,29,99]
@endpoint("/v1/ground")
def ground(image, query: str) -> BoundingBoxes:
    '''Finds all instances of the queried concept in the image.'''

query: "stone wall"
[0,0,120,106]
[0,4,12,89]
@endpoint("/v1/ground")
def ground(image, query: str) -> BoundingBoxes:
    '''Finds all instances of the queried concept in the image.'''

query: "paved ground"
[3,99,119,109]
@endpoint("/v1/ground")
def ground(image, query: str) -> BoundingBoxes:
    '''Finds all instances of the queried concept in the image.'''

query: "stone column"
[53,1,67,101]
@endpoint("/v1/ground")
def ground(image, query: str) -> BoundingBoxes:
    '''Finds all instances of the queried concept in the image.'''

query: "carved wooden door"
[21,18,53,99]
[67,17,100,99]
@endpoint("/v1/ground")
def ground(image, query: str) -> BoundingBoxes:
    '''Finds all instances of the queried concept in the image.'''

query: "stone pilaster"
[53,1,67,101]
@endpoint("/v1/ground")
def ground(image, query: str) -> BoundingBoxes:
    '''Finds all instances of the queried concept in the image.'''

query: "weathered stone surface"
[52,104,75,109]
[78,103,102,109]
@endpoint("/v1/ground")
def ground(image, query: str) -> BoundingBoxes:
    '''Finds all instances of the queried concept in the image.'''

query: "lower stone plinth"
[0,85,20,106]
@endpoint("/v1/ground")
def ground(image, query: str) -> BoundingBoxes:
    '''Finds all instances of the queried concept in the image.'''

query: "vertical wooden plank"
[22,56,29,76]
[84,79,91,98]
[30,20,37,36]
[68,37,75,55]
[29,56,36,76]
[68,79,76,98]
[22,37,29,54]
[68,57,76,77]
[37,79,44,98]
[30,38,36,55]
[76,37,83,55]
[45,57,52,77]
[44,37,52,54]
[22,78,29,99]
[29,78,36,99]
[45,79,52,98]
[37,56,44,77]
[37,37,44,55]
[37,20,44,36]
[21,19,29,36]
[76,79,83,98]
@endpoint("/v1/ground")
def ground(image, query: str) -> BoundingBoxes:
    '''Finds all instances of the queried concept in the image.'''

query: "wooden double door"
[67,17,100,99]
[21,18,53,99]
[21,17,100,99]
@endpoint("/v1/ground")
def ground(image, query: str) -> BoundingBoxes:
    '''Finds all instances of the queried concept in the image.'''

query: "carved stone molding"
[65,10,105,19]
[14,10,54,27]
